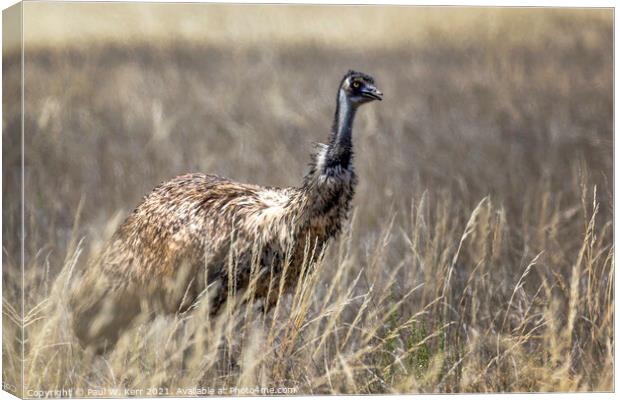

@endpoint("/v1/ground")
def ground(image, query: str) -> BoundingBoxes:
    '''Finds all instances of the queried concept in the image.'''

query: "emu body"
[70,71,382,353]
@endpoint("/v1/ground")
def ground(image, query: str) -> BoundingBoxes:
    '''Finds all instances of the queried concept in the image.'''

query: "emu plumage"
[70,70,382,353]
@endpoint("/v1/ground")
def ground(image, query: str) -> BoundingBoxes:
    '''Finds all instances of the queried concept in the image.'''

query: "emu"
[70,70,382,353]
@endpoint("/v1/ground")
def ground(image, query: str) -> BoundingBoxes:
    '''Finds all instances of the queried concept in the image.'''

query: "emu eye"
[352,81,360,89]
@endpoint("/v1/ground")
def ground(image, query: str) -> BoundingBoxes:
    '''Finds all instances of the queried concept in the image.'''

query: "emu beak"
[362,85,383,101]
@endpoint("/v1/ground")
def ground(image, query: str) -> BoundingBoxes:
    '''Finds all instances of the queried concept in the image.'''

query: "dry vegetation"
[2,7,613,395]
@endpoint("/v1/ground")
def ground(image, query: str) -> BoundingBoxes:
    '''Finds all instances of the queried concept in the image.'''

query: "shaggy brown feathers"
[69,71,382,353]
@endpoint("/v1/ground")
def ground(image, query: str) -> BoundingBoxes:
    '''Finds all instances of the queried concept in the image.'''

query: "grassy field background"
[2,5,614,395]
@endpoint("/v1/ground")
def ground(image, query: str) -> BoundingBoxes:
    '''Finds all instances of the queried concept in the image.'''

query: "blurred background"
[2,3,613,394]
[6,5,612,260]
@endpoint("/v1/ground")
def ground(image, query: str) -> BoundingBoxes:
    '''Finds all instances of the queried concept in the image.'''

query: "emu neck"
[296,87,359,235]
[327,89,357,169]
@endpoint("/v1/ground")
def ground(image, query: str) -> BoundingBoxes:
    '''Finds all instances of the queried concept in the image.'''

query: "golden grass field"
[2,5,614,395]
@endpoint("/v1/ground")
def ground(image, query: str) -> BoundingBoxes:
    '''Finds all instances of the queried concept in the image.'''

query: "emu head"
[340,70,383,106]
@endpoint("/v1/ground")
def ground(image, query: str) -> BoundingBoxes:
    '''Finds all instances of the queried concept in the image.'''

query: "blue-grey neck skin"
[325,89,358,170]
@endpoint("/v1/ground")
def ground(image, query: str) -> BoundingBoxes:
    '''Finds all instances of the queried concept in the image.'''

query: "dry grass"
[2,7,613,395]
